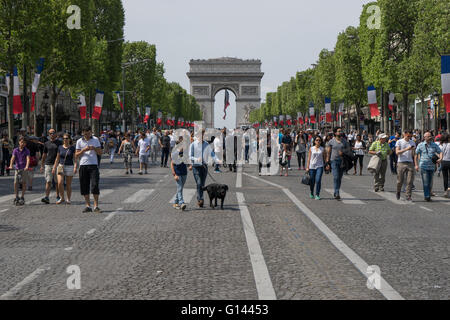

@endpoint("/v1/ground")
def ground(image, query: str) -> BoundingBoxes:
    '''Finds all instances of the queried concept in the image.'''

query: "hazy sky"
[123,0,372,127]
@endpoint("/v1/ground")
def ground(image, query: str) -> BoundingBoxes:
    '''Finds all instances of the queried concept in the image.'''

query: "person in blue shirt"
[189,129,219,208]
[388,132,400,174]
[415,131,442,202]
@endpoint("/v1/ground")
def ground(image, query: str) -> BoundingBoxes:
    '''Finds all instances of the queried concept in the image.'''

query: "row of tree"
[250,0,449,133]
[0,0,201,137]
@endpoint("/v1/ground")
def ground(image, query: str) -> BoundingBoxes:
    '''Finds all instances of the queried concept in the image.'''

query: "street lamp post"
[42,91,49,135]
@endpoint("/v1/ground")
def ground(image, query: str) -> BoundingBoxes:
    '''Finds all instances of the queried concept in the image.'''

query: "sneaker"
[41,197,50,204]
[374,188,379,193]
[315,195,321,200]
[406,196,412,202]
[173,203,180,210]
[214,169,222,173]
[56,199,65,205]
[125,171,129,175]
[130,169,133,174]
[310,194,314,199]
[139,172,143,175]
[431,192,436,197]
[335,195,341,200]
[93,207,102,213]
[180,204,187,211]
[425,197,431,202]
[14,197,20,206]
[56,196,61,202]
[82,207,93,213]
[198,200,204,208]
[396,192,401,200]
[288,168,292,171]
[66,200,71,205]
[19,197,25,205]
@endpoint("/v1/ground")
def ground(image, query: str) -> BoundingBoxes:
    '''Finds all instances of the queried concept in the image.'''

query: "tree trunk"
[421,96,426,134]
[356,104,361,134]
[7,67,14,139]
[22,64,28,130]
[401,92,409,131]
[50,86,58,131]
[383,92,389,134]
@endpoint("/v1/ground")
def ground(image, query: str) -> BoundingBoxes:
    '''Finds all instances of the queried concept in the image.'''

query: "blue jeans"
[174,175,187,204]
[193,166,207,201]
[420,169,435,199]
[245,145,249,161]
[331,159,344,196]
[309,167,324,196]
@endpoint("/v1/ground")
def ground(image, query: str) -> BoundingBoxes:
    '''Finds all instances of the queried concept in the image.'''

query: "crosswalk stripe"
[169,189,196,204]
[0,194,15,204]
[371,190,411,205]
[324,189,365,205]
[124,189,154,203]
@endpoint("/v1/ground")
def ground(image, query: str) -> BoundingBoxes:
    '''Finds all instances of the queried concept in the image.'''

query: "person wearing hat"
[369,133,392,192]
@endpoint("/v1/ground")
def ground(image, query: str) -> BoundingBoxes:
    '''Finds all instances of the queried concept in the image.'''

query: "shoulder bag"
[57,148,69,175]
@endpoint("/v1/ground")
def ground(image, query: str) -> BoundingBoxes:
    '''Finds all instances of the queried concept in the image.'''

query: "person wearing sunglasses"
[40,129,62,204]
[52,134,77,204]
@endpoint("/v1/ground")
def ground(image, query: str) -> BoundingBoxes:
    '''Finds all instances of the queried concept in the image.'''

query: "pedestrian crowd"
[1,125,449,213]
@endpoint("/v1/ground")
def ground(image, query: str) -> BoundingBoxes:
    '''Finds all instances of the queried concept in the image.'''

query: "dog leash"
[204,164,219,183]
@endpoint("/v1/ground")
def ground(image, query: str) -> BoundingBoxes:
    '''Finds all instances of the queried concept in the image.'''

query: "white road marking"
[236,192,276,300]
[244,172,405,300]
[236,166,243,188]
[104,208,123,221]
[419,206,433,212]
[0,194,15,204]
[124,189,154,204]
[0,208,9,213]
[101,189,114,197]
[324,189,365,205]
[169,189,196,205]
[86,228,96,235]
[0,265,51,299]
[64,247,73,251]
[371,190,411,205]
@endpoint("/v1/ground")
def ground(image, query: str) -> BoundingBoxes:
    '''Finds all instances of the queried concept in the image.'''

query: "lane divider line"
[124,189,155,204]
[236,192,276,300]
[243,172,405,300]
[0,265,51,299]
[104,208,123,221]
[236,166,243,188]
[324,189,365,205]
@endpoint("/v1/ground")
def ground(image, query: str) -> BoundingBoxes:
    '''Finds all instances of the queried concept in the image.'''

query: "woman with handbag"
[306,136,326,200]
[52,134,77,204]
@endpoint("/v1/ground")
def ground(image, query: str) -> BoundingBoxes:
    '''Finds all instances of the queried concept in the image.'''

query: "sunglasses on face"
[63,138,69,140]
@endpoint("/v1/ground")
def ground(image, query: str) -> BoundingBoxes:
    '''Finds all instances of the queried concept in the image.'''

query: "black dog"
[202,184,229,210]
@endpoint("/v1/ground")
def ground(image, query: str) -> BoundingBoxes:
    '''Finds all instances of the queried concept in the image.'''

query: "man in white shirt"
[136,132,150,175]
[395,130,416,201]
[75,126,103,213]
[147,128,159,165]
[213,135,223,173]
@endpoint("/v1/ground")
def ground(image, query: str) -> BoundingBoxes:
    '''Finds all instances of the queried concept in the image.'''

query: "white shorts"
[63,165,75,177]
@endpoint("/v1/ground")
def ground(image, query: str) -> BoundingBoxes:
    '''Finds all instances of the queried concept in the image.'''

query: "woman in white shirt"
[306,135,327,200]
[352,134,366,176]
[439,133,450,198]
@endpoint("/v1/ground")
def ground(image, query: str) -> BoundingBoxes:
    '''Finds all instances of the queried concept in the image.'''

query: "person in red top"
[8,137,30,205]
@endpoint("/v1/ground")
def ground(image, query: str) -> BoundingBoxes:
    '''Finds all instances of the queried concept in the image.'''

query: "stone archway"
[187,57,264,128]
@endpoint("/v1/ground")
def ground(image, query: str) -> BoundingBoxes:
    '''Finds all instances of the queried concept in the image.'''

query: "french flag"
[157,110,162,126]
[166,113,171,126]
[13,67,23,115]
[309,103,316,124]
[325,98,332,123]
[115,91,124,111]
[286,115,292,126]
[31,58,44,112]
[441,55,450,113]
[273,116,278,127]
[78,94,87,119]
[367,86,380,117]
[279,115,284,127]
[388,93,395,112]
[91,90,104,120]
[144,106,151,123]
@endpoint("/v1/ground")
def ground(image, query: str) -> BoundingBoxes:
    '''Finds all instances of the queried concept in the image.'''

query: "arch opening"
[214,89,236,129]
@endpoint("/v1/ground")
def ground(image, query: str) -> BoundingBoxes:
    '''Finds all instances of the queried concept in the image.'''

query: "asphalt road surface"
[0,155,448,300]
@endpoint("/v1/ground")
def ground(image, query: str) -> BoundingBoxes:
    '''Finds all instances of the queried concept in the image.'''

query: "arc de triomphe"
[187,57,264,128]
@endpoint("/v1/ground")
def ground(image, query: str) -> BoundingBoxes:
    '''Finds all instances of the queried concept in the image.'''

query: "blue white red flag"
[441,55,450,113]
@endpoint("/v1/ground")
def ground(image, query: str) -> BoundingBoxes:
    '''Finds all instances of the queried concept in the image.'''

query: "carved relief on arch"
[211,83,240,98]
